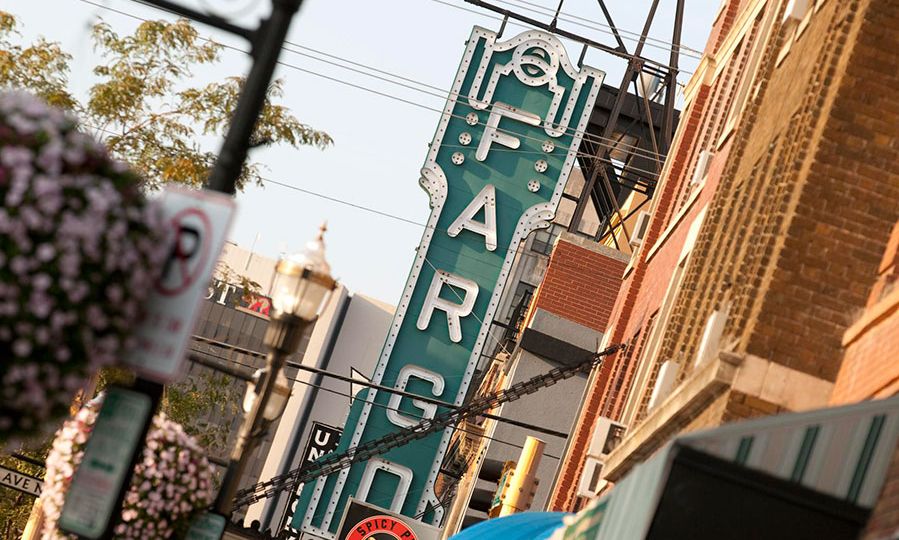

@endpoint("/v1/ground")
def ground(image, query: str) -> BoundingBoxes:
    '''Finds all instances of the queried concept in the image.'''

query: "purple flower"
[12,339,32,357]
[0,145,33,168]
[0,91,163,441]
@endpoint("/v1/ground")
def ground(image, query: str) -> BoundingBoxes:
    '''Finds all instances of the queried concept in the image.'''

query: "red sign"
[345,515,418,540]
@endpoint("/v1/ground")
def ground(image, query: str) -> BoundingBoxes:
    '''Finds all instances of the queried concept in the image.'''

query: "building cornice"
[843,285,899,348]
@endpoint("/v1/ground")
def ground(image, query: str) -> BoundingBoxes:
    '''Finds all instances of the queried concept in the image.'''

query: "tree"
[0,11,332,190]
[0,12,331,531]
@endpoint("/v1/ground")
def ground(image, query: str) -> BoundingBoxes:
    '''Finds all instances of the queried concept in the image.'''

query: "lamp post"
[214,225,336,516]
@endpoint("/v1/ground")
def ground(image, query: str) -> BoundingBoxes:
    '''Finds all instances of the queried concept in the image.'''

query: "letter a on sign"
[447,184,498,251]
[296,26,603,537]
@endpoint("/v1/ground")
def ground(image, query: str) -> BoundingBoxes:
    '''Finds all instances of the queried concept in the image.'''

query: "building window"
[531,223,565,255]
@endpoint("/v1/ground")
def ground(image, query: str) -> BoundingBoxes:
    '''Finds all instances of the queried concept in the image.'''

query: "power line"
[185,348,565,458]
[231,342,623,508]
[78,0,677,163]
[425,0,703,62]
[82,115,639,285]
[188,338,572,439]
[495,0,705,58]
[82,121,613,284]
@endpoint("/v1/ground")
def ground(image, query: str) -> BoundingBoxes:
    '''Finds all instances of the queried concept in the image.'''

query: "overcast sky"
[7,0,719,304]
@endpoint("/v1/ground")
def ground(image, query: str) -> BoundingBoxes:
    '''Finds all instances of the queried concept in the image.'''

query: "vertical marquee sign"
[296,27,603,537]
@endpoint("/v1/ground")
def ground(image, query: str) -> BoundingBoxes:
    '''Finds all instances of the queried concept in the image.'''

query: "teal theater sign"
[296,26,604,537]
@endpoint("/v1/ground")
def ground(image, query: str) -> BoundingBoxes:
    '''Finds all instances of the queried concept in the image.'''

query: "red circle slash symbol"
[156,208,212,296]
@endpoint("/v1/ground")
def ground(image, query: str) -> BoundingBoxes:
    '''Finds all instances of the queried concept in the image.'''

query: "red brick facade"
[831,220,899,540]
[529,234,627,333]
[547,0,754,511]
[551,0,899,515]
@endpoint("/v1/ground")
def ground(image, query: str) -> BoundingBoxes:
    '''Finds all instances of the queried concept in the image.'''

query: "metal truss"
[465,0,686,248]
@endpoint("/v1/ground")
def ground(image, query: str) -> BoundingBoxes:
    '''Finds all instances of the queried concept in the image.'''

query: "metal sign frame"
[297,26,603,537]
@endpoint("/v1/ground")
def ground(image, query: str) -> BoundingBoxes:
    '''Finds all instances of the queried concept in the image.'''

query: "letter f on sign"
[417,270,479,343]
[476,102,541,162]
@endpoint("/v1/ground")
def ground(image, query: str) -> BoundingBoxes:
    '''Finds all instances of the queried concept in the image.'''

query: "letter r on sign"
[417,270,479,343]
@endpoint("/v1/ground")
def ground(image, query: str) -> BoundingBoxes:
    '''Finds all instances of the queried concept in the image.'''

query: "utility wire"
[81,0,679,163]
[83,119,630,281]
[187,343,570,440]
[231,342,624,508]
[426,0,704,62]
[494,0,705,57]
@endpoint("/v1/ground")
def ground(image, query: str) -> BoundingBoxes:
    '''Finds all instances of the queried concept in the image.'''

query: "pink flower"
[0,91,164,441]
[12,339,31,357]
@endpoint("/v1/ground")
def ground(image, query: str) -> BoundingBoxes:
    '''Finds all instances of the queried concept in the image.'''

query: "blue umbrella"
[449,512,570,540]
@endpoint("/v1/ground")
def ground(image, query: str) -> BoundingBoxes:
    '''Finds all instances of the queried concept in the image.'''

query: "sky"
[7,0,719,304]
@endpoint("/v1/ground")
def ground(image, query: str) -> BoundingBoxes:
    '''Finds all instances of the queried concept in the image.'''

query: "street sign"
[0,465,43,498]
[124,187,236,382]
[296,26,603,537]
[336,499,440,540]
[58,384,161,539]
[184,511,228,540]
[301,423,342,464]
[489,461,516,516]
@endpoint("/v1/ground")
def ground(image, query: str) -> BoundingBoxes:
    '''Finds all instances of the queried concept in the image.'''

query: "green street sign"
[184,511,227,540]
[59,385,158,539]
[296,26,603,537]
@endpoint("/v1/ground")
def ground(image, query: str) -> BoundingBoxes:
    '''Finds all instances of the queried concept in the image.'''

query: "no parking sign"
[123,187,235,383]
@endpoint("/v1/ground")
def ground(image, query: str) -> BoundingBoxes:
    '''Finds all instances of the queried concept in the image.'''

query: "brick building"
[551,0,899,515]
[549,0,785,510]
[831,219,899,539]
[439,233,627,535]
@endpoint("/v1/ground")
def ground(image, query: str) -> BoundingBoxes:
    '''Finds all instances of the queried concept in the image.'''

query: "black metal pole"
[206,0,305,195]
[213,351,283,515]
[214,311,309,516]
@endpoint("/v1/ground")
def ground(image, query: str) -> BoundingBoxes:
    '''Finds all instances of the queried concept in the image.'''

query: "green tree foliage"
[163,370,241,459]
[0,12,332,190]
[0,12,76,110]
[0,12,327,529]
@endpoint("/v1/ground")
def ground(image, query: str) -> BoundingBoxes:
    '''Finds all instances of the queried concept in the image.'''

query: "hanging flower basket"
[41,397,216,539]
[0,91,165,441]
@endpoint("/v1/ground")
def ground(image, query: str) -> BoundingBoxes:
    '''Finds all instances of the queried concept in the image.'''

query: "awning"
[454,396,899,540]
[449,511,570,540]
[558,395,899,540]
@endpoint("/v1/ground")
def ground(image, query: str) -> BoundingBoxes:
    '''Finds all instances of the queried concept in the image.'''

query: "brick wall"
[831,220,899,537]
[831,289,899,404]
[656,0,899,386]
[530,233,628,333]
[863,444,899,540]
[868,221,899,309]
[546,0,751,508]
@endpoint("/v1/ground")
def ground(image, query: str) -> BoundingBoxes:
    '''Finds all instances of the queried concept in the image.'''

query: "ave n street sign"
[296,26,603,537]
[0,465,43,498]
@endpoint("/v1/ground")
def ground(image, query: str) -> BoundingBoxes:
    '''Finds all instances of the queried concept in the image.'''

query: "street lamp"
[214,224,336,516]
[243,368,291,422]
